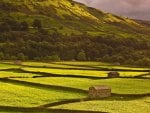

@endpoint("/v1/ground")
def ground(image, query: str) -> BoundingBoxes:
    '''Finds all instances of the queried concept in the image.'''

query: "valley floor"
[0,61,150,113]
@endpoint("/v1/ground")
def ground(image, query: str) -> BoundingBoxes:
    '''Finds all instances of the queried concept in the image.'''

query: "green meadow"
[0,61,149,113]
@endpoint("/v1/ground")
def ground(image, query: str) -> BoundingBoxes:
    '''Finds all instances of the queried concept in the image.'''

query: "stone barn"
[89,85,111,98]
[14,60,22,65]
[108,71,120,78]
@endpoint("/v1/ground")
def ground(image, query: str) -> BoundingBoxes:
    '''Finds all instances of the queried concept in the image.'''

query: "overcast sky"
[74,0,150,20]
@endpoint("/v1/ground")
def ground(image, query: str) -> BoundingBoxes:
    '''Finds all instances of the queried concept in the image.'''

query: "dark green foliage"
[77,50,86,61]
[0,31,149,66]
[0,22,11,32]
[38,28,48,35]
[17,53,26,61]
[32,19,42,29]
[44,55,60,62]
[0,52,4,60]
[20,21,29,31]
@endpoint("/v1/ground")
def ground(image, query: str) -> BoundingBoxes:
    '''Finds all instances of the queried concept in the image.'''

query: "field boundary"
[0,105,107,113]
[1,62,150,72]
[37,93,150,108]
[1,68,149,80]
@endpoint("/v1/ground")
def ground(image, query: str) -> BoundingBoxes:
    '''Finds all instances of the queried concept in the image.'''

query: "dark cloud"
[74,0,150,20]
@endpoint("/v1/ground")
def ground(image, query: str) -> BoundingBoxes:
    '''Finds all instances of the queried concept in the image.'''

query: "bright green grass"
[55,61,110,66]
[55,62,150,71]
[0,63,19,70]
[21,62,94,69]
[94,65,150,71]
[22,67,146,77]
[4,61,149,71]
[119,71,147,77]
[22,67,108,77]
[14,78,150,94]
[52,97,150,113]
[0,82,86,107]
[0,61,149,112]
[0,71,39,78]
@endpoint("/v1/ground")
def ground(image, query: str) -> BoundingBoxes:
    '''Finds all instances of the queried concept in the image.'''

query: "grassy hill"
[0,0,149,37]
[0,0,150,66]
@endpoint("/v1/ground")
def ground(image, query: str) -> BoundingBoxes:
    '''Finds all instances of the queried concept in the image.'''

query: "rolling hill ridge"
[0,0,149,36]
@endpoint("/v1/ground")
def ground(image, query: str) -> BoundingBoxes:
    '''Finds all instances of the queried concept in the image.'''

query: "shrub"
[77,50,86,61]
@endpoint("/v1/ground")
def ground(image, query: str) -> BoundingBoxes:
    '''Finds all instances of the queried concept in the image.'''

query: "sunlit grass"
[52,97,150,113]
[22,67,146,77]
[0,82,86,107]
[14,78,150,94]
[0,61,149,112]
[22,67,108,77]
[0,63,19,70]
[21,62,93,69]
[0,71,38,78]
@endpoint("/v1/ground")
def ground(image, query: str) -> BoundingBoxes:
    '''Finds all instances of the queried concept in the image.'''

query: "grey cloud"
[74,0,150,20]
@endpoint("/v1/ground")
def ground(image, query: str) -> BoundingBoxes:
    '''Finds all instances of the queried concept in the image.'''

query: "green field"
[0,62,150,113]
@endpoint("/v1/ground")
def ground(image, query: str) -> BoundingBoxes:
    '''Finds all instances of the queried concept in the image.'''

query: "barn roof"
[90,85,111,90]
[108,71,119,74]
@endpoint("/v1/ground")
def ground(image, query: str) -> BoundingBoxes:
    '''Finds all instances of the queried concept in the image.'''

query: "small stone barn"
[108,71,120,78]
[89,85,111,98]
[14,60,22,65]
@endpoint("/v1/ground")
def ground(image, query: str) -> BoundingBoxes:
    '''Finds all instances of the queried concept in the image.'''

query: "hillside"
[135,19,150,27]
[0,0,150,66]
[0,0,149,36]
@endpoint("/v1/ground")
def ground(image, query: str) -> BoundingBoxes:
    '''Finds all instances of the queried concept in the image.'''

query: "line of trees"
[0,18,48,34]
[0,18,150,66]
[0,31,150,66]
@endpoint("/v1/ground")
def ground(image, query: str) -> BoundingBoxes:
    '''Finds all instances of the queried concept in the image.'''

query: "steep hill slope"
[0,0,149,37]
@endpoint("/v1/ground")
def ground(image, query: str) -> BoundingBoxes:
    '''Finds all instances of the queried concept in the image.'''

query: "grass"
[14,77,150,94]
[21,67,147,77]
[0,82,86,107]
[0,63,19,70]
[20,62,94,69]
[0,71,39,78]
[0,61,149,113]
[22,67,108,77]
[52,97,150,113]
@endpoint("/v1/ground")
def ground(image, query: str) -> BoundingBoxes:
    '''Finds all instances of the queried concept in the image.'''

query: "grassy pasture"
[21,67,147,77]
[0,61,149,113]
[0,82,86,107]
[22,67,108,77]
[55,62,149,70]
[5,62,93,70]
[0,63,19,70]
[14,77,150,94]
[52,97,150,113]
[0,71,39,78]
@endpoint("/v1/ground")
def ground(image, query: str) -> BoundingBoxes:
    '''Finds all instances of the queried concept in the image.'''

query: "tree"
[44,55,60,61]
[0,22,11,32]
[135,58,150,66]
[21,21,29,31]
[38,28,48,35]
[0,52,4,60]
[32,19,42,29]
[17,53,26,61]
[77,50,86,61]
